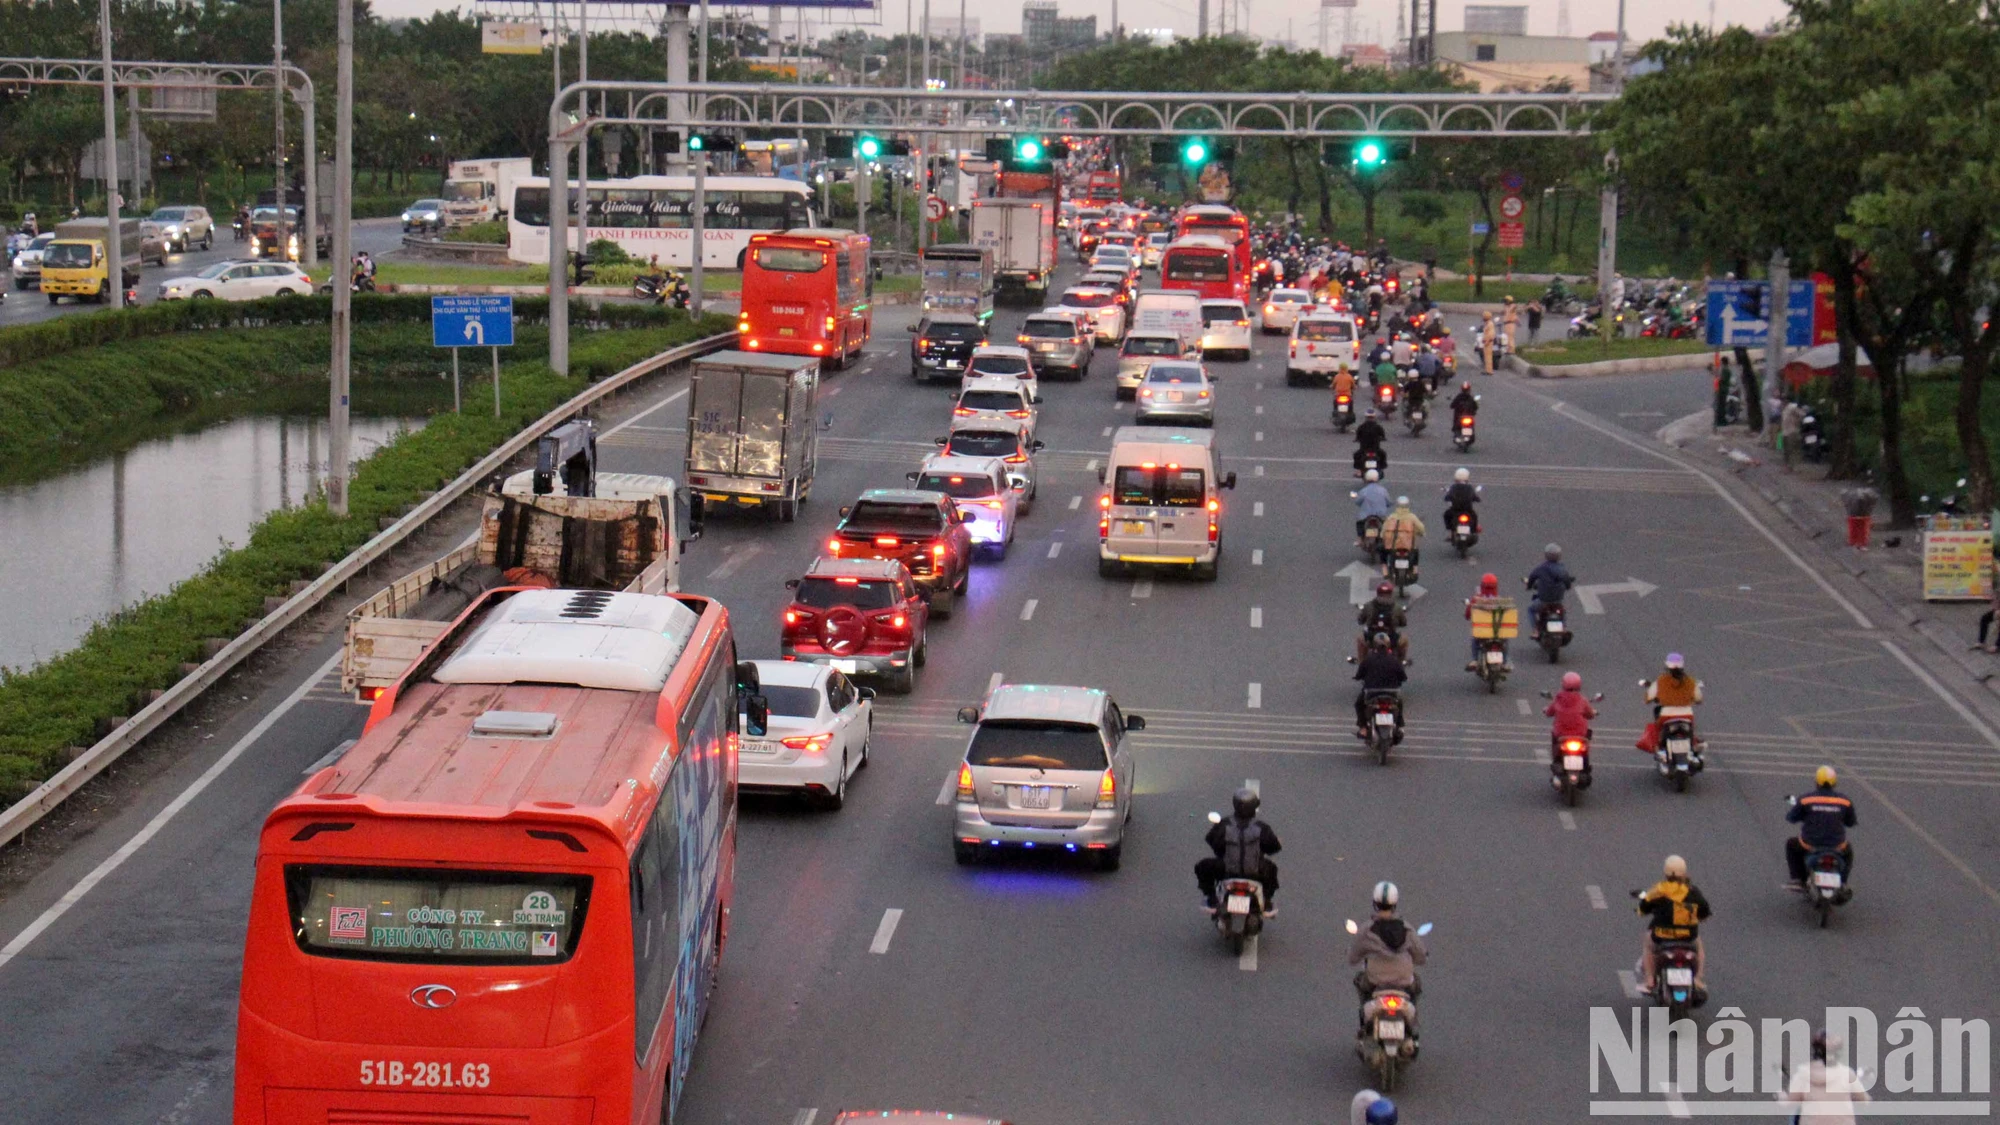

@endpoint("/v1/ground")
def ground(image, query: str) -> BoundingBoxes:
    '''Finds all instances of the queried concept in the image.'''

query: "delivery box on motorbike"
[1468,598,1518,640]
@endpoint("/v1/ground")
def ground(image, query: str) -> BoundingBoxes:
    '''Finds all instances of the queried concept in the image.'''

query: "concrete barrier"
[1506,351,1716,379]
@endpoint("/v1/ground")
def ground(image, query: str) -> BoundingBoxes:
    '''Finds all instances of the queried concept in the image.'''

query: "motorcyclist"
[1638,653,1705,753]
[1545,670,1598,782]
[1332,362,1358,412]
[1401,371,1430,421]
[1636,854,1711,993]
[1367,336,1392,369]
[1356,586,1408,663]
[1449,381,1479,421]
[1196,786,1282,913]
[1525,543,1574,635]
[1443,467,1480,533]
[1380,495,1425,572]
[1390,332,1415,371]
[1350,1091,1399,1125]
[1434,326,1457,367]
[1463,572,1513,670]
[1348,880,1426,1032]
[1354,409,1387,453]
[1354,469,1392,549]
[1413,343,1440,390]
[1778,1030,1871,1121]
[1785,766,1857,886]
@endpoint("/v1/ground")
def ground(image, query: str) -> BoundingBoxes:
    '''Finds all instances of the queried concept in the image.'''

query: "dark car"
[781,556,930,693]
[909,312,988,382]
[826,488,975,618]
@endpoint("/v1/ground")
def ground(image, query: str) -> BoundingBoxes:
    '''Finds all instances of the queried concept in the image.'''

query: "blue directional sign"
[1704,279,1814,348]
[431,295,515,348]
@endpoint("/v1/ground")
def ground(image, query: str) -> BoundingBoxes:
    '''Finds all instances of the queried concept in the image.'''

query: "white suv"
[909,454,1025,558]
[1285,311,1362,386]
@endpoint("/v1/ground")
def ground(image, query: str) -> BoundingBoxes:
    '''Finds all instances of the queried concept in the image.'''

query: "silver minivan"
[1097,426,1237,580]
[951,683,1145,870]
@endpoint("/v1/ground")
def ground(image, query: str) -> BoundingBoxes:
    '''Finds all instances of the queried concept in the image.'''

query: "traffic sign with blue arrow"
[431,295,515,349]
[1704,280,1813,348]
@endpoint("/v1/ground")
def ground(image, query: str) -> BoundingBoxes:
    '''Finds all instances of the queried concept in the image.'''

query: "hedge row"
[0,313,732,798]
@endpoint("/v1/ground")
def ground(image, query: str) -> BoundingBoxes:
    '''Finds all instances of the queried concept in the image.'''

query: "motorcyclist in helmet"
[1356,583,1408,662]
[1413,340,1441,390]
[1786,765,1857,886]
[1401,366,1430,420]
[1525,543,1574,635]
[1350,1091,1400,1125]
[1367,336,1392,369]
[1379,495,1426,572]
[1638,652,1705,753]
[1636,854,1711,993]
[1443,467,1480,534]
[1349,881,1427,1033]
[1354,469,1392,550]
[1332,361,1358,404]
[1449,381,1479,420]
[1463,572,1514,670]
[1353,631,1409,736]
[1196,786,1282,913]
[1355,408,1388,451]
[1544,671,1599,784]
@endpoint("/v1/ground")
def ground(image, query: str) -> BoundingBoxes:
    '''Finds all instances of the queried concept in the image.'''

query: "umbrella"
[1782,342,1875,387]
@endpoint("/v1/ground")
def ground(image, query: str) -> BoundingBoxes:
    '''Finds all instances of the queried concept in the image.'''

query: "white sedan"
[157,259,312,301]
[1260,287,1314,334]
[739,660,874,809]
[1200,299,1255,361]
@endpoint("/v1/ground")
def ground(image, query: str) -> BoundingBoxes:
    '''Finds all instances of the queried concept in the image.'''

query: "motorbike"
[633,271,691,309]
[1790,804,1853,928]
[1373,381,1398,414]
[1799,409,1825,463]
[1631,921,1706,1020]
[1333,391,1355,432]
[1357,687,1404,765]
[232,213,248,241]
[1345,918,1433,1092]
[1403,397,1427,436]
[1452,411,1476,452]
[1204,813,1268,955]
[1471,635,1509,692]
[1532,599,1572,662]
[1355,448,1384,480]
[1539,691,1606,806]
[1358,512,1385,561]
[1386,546,1418,596]
[1656,698,1704,793]
[1448,510,1478,557]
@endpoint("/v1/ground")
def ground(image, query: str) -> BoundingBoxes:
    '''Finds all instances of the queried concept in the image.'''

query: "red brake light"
[1563,739,1586,752]
[918,338,931,348]
[932,543,946,559]
[954,407,974,416]
[956,761,975,801]
[1003,453,1028,463]
[891,614,907,629]
[781,733,834,753]
[784,610,799,625]
[1382,995,1404,1012]
[1098,494,1111,509]
[1006,409,1030,418]
[358,686,385,702]
[875,536,900,547]
[1095,770,1117,808]
[835,577,860,584]
[827,537,842,553]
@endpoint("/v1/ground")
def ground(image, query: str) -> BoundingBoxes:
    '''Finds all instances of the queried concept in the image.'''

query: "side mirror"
[960,511,977,524]
[1207,811,1223,824]
[1125,714,1147,731]
[1032,440,1046,451]
[735,661,762,694]
[1032,394,1043,404]
[905,471,920,483]
[783,578,801,590]
[1344,918,1360,934]
[1223,472,1239,490]
[839,505,852,518]
[934,436,948,446]
[858,686,877,701]
[742,694,770,737]
[1008,474,1029,492]
[685,493,706,540]
[956,705,981,723]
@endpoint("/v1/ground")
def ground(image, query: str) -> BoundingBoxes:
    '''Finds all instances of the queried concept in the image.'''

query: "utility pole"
[1766,249,1790,406]
[96,0,122,307]
[576,0,590,278]
[125,86,144,206]
[274,0,288,266]
[329,0,354,515]
[692,0,710,313]
[1198,0,1209,39]
[1596,0,1625,342]
[955,0,966,89]
[667,5,690,168]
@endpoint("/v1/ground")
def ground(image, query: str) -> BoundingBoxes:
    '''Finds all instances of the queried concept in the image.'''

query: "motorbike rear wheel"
[1375,1054,1399,1093]
[1543,636,1562,663]
[1817,899,1832,928]
[1226,929,1245,956]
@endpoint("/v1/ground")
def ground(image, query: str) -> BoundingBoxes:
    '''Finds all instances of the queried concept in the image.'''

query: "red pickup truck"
[824,489,974,617]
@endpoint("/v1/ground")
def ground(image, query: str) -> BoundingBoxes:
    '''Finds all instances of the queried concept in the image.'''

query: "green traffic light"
[1016,137,1043,162]
[689,135,705,152]
[1356,140,1384,166]
[1183,139,1209,165]
[858,135,882,160]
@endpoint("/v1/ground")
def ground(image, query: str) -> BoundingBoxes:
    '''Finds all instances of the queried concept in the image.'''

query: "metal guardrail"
[400,234,514,265]
[0,331,734,849]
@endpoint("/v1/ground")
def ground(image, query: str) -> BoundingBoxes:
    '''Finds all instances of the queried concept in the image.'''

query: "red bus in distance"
[1175,204,1252,275]
[1161,235,1247,301]
[234,587,747,1125]
[737,227,873,369]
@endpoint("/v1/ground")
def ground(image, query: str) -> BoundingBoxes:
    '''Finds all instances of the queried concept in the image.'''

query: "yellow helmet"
[1815,765,1838,788]
[1663,854,1688,880]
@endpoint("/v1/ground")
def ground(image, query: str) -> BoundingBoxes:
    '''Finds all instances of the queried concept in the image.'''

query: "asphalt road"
[1,217,406,328]
[2,266,1998,1122]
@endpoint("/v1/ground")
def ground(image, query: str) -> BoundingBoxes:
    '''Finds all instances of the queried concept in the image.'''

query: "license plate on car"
[1017,786,1054,809]
[1374,712,1396,726]
[1546,621,1566,633]
[944,359,962,368]
[1376,1019,1406,1041]
[829,659,857,674]
[1120,519,1149,534]
[1169,391,1184,402]
[1225,894,1251,915]
[1664,968,1694,986]
[1812,871,1842,888]
[743,740,780,755]
[1563,754,1586,771]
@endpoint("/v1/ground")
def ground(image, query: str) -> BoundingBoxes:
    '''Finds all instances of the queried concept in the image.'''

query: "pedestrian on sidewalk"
[1780,399,1805,470]
[1526,299,1545,343]
[1841,486,1878,551]
[1714,355,1734,429]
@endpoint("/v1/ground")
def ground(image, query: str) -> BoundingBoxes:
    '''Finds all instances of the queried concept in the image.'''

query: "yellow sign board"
[1922,525,1992,601]
[482,20,544,55]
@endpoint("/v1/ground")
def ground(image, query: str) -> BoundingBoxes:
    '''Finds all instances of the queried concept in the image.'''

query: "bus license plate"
[778,327,796,336]
[360,1060,492,1088]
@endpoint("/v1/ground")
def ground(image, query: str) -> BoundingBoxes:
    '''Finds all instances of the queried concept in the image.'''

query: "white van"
[1096,426,1237,580]
[1129,290,1203,353]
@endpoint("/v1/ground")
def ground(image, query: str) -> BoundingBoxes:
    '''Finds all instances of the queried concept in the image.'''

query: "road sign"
[1703,280,1813,348]
[1470,222,1491,235]
[1498,221,1525,249]
[1499,170,1526,192]
[924,194,948,221]
[432,295,515,349]
[1498,194,1525,220]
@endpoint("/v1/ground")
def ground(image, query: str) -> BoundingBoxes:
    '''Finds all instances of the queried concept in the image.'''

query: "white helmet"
[1396,496,1410,507]
[1365,469,1380,482]
[1372,881,1400,909]
[1453,467,1470,483]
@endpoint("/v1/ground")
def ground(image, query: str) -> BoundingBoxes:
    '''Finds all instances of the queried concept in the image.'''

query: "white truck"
[339,423,700,699]
[971,197,1057,305]
[1130,290,1205,352]
[442,157,534,228]
[684,351,821,523]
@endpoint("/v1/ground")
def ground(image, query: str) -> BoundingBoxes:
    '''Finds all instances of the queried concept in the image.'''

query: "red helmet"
[1479,573,1498,596]
[1562,671,1583,690]
[1376,581,1395,599]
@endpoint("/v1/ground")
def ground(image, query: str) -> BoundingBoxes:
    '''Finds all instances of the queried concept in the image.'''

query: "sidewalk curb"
[1507,352,1715,379]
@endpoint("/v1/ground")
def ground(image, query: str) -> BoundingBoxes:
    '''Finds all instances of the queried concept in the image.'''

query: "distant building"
[1022,1,1060,46]
[1432,31,1589,91]
[928,16,981,41]
[1463,5,1528,35]
[1342,42,1391,68]
[1586,29,1621,63]
[1054,14,1097,46]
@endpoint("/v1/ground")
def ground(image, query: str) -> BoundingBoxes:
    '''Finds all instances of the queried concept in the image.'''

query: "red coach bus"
[235,587,754,1125]
[1175,204,1253,275]
[1161,235,1247,301]
[1085,171,1121,205]
[738,227,872,369]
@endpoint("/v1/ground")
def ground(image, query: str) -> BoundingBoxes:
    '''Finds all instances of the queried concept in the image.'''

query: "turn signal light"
[827,538,842,554]
[782,733,834,753]
[932,543,946,559]
[1098,494,1111,509]
[956,761,975,801]
[1095,770,1117,809]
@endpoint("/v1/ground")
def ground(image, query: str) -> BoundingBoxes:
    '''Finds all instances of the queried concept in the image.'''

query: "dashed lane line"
[1240,935,1259,971]
[1047,541,1063,558]
[1559,811,1578,831]
[1254,502,1265,517]
[1131,579,1154,599]
[1250,607,1263,628]
[1068,495,1082,510]
[868,908,904,954]
[1252,549,1264,565]
[1586,885,1607,910]
[1021,599,1038,621]
[1247,683,1263,709]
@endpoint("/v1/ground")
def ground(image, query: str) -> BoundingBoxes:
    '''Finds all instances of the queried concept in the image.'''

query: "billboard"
[482,19,545,54]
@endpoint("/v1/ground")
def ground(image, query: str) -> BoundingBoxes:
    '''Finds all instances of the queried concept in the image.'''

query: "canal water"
[0,414,421,671]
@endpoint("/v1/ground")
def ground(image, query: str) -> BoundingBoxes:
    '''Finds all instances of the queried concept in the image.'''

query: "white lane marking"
[868,908,904,954]
[1250,607,1263,628]
[705,543,766,581]
[1880,638,2000,751]
[1617,970,1643,999]
[1239,934,1259,971]
[1131,578,1154,599]
[1551,401,1873,629]
[793,1110,819,1125]
[1255,404,1265,415]
[1252,549,1264,565]
[1558,811,1578,831]
[1068,494,1083,511]
[1247,682,1262,709]
[0,651,342,972]
[1253,502,1265,517]
[1254,431,1265,442]
[1021,599,1038,621]
[935,773,957,805]
[1244,778,1260,796]
[1586,885,1607,910]
[1101,425,1113,436]
[1256,381,1264,391]
[1086,458,1100,471]
[1254,464,1265,477]
[601,386,689,439]
[1047,541,1063,559]
[987,672,1004,696]
[1516,698,1532,715]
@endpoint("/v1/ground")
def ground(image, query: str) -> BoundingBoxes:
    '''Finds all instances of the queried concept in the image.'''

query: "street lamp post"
[96,0,123,307]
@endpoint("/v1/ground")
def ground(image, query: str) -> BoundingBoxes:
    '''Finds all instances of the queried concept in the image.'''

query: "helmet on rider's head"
[1545,543,1563,561]
[1665,652,1686,670]
[1815,765,1839,788]
[1371,631,1393,650]
[1231,787,1261,819]
[1371,881,1400,910]
[1461,381,1472,391]
[1365,469,1380,482]
[1454,467,1470,483]
[1664,854,1688,880]
[1562,671,1582,691]
[1375,581,1395,600]
[1479,573,1499,595]
[1365,408,1378,419]
[1395,496,1410,507]
[1364,1098,1399,1125]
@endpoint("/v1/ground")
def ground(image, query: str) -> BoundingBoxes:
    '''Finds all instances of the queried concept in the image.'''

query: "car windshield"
[1123,336,1181,357]
[969,355,1029,376]
[1272,289,1309,303]
[1202,304,1247,323]
[966,720,1107,770]
[843,501,945,536]
[794,576,899,611]
[946,431,1021,458]
[916,472,999,500]
[1297,320,1354,342]
[1021,320,1073,339]
[413,199,446,210]
[960,389,1027,411]
[42,243,93,267]
[760,684,824,718]
[1149,233,1172,245]
[923,321,984,342]
[252,207,300,222]
[755,247,825,272]
[1113,465,1206,508]
[150,209,186,221]
[285,866,589,964]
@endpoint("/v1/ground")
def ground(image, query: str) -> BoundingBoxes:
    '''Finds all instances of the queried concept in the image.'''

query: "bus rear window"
[1165,253,1230,281]
[286,866,591,964]
[1187,223,1246,243]
[755,247,825,272]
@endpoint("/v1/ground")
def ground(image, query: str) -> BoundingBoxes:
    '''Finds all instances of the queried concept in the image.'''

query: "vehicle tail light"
[1098,494,1111,509]
[1563,739,1587,753]
[1003,453,1028,464]
[1099,516,1110,538]
[827,538,842,554]
[956,761,975,801]
[1006,409,1030,418]
[932,543,946,559]
[1458,514,1471,525]
[737,318,750,334]
[953,407,974,416]
[875,536,900,546]
[1198,390,1210,399]
[1264,305,1276,315]
[982,500,1003,510]
[784,610,799,625]
[813,343,826,353]
[747,338,762,349]
[358,685,385,702]
[782,733,834,753]
[1460,416,1474,426]
[1139,389,1152,398]
[1382,994,1404,1012]
[1017,335,1031,345]
[1236,319,1250,328]
[825,316,837,332]
[1337,394,1351,405]
[1096,770,1117,808]
[918,338,931,348]
[1209,516,1219,543]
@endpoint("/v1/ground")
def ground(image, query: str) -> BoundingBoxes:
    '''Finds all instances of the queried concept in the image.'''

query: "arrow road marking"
[1576,577,1658,615]
[1337,560,1379,605]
